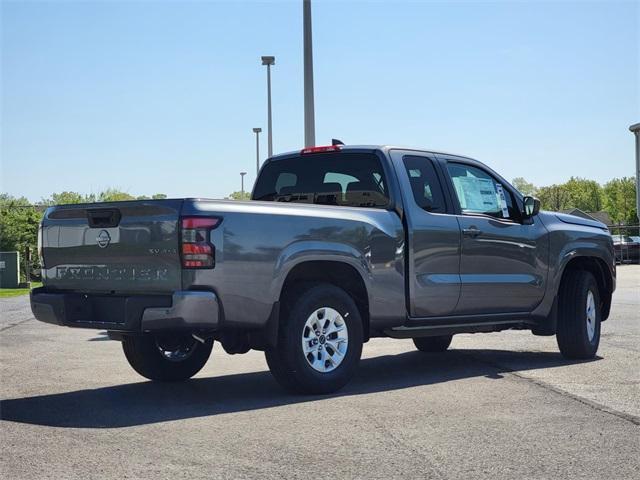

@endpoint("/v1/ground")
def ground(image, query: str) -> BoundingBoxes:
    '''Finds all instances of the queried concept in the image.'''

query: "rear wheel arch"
[278,260,370,341]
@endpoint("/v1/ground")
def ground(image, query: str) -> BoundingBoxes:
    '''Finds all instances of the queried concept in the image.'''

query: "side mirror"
[523,196,541,218]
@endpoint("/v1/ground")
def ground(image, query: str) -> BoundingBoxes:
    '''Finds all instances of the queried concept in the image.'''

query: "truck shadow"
[1,349,599,429]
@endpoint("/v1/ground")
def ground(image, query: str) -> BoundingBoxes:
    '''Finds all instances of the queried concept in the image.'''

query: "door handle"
[462,227,482,238]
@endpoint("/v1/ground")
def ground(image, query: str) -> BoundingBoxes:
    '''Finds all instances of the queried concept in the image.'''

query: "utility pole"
[303,0,316,147]
[240,172,247,198]
[253,127,262,176]
[261,56,275,157]
[24,246,31,288]
[630,123,640,221]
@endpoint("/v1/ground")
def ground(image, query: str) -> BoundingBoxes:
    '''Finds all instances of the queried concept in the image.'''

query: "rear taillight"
[181,217,221,268]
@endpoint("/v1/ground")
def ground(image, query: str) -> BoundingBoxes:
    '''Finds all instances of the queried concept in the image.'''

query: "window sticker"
[452,176,499,213]
[495,184,510,218]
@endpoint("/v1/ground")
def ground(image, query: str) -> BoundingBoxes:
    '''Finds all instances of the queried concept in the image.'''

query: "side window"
[446,163,517,220]
[402,156,447,213]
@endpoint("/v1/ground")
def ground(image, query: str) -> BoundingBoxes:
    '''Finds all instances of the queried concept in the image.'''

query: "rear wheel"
[122,333,213,381]
[413,335,453,352]
[265,283,363,394]
[556,270,601,359]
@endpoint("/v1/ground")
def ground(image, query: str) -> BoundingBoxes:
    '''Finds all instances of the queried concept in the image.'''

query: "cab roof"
[268,145,476,162]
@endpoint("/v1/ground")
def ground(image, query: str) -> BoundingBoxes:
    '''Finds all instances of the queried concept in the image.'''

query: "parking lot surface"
[1,266,639,479]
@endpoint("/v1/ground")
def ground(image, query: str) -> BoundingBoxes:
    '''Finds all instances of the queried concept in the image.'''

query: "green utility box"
[0,251,20,288]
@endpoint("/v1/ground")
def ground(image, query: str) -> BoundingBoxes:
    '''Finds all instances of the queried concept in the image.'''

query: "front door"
[441,159,548,314]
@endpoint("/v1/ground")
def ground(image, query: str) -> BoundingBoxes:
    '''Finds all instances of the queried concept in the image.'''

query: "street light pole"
[261,56,275,157]
[252,127,262,176]
[240,172,247,198]
[303,0,316,147]
[629,123,640,222]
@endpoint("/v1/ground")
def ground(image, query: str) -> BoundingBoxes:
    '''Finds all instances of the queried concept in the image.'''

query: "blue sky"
[1,0,638,201]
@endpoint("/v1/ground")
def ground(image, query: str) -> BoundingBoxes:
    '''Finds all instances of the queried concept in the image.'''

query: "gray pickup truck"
[31,145,615,394]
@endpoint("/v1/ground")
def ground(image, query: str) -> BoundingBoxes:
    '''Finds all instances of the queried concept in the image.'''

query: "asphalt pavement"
[1,266,639,479]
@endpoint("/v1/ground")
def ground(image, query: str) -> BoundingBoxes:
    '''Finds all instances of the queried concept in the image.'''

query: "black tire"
[122,333,213,381]
[556,270,601,359]
[413,335,453,352]
[265,283,364,395]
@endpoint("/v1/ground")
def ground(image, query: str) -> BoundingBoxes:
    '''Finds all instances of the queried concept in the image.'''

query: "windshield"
[252,152,389,208]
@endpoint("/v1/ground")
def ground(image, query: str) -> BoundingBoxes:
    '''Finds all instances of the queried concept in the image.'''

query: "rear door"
[439,156,548,314]
[41,200,183,293]
[390,150,461,317]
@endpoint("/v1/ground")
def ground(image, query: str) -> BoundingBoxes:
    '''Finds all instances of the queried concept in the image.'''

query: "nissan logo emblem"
[96,230,111,248]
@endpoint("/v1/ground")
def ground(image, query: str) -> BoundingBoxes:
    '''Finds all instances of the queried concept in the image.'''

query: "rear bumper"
[30,288,220,333]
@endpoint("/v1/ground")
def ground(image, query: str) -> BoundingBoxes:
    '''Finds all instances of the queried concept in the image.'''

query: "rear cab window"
[253,152,390,208]
[402,155,448,213]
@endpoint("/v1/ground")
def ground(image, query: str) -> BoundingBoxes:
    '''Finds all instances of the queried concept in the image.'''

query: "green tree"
[98,188,135,202]
[564,177,603,212]
[0,195,42,281]
[602,177,637,225]
[537,184,571,211]
[45,191,87,205]
[135,193,167,200]
[41,190,167,205]
[511,177,538,196]
[227,191,250,200]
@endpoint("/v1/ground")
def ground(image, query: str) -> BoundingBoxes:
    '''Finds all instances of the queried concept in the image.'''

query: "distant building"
[587,211,614,226]
[561,208,613,226]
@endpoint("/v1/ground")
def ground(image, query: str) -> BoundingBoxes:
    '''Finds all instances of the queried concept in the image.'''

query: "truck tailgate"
[40,200,183,293]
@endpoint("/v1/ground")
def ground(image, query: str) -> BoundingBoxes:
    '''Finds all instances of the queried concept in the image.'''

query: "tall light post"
[252,127,262,176]
[261,56,275,157]
[303,0,316,147]
[629,123,640,221]
[240,172,247,198]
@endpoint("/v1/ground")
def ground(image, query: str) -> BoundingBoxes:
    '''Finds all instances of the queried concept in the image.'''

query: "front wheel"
[556,270,601,359]
[265,283,363,394]
[122,333,213,381]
